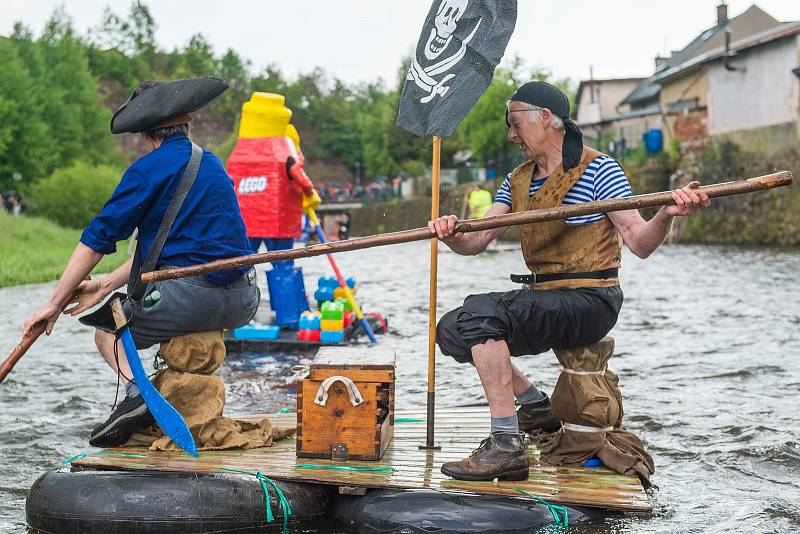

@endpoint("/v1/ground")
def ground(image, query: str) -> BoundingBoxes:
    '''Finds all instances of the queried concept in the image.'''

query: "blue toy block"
[299,312,321,330]
[233,324,281,340]
[318,276,338,290]
[320,330,344,343]
[314,286,334,303]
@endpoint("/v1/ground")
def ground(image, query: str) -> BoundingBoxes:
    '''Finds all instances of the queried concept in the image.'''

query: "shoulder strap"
[128,142,203,301]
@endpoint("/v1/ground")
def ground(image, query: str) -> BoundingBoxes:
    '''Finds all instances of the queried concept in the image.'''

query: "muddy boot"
[440,432,529,481]
[517,395,562,434]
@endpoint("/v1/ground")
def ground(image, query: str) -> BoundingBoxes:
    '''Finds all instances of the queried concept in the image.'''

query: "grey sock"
[516,385,546,405]
[490,414,519,434]
[125,381,140,398]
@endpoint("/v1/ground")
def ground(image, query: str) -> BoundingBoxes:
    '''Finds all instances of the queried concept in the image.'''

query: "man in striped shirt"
[429,81,710,482]
[493,153,633,222]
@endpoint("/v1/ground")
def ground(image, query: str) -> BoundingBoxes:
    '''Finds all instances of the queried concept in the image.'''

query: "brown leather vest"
[509,146,621,290]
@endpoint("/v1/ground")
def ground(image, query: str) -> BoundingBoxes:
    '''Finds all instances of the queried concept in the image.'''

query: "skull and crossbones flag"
[397,0,517,138]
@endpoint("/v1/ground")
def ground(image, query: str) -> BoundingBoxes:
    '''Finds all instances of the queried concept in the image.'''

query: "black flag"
[396,0,517,138]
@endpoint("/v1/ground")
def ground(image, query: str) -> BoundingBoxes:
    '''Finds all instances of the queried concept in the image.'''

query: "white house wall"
[708,35,800,136]
[576,80,642,125]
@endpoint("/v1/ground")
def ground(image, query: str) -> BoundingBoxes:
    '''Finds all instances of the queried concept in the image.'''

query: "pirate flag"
[397,0,517,138]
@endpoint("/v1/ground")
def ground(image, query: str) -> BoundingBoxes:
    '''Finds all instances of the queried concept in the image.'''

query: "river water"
[1,241,799,533]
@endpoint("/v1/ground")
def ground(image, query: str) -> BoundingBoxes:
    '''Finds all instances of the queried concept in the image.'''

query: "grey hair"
[507,101,564,130]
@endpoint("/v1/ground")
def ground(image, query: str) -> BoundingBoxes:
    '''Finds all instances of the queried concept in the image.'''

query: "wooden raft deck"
[71,407,651,513]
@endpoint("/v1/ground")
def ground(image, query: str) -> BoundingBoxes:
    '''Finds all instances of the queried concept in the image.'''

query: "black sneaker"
[89,395,153,448]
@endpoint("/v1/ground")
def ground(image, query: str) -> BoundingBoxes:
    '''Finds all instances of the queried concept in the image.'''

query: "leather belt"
[510,268,619,285]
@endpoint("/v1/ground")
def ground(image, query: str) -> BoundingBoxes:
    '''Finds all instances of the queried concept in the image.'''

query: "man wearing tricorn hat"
[429,81,711,481]
[23,77,259,447]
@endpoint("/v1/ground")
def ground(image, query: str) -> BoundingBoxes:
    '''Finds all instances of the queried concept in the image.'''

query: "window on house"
[666,97,700,115]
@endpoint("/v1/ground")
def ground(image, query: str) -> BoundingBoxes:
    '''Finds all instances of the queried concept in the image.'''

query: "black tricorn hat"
[110,76,228,134]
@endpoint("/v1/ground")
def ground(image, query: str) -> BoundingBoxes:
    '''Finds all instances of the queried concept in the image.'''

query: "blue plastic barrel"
[643,129,663,154]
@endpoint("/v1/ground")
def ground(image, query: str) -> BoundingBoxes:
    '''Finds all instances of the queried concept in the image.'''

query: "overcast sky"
[3,1,799,86]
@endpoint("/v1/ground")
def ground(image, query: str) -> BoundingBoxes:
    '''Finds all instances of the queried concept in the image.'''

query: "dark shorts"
[122,268,260,349]
[436,286,623,364]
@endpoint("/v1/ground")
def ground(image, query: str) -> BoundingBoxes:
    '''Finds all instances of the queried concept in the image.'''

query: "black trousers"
[436,286,624,364]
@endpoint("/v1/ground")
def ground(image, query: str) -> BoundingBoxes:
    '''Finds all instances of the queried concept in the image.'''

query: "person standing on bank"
[429,81,710,482]
[22,77,259,447]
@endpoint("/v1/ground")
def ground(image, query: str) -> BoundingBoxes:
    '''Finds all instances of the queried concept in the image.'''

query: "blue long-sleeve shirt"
[81,133,252,285]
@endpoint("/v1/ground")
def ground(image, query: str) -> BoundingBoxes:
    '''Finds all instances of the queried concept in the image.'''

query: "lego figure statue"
[228,93,321,328]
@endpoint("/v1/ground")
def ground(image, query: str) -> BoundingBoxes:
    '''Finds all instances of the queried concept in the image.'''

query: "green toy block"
[321,300,344,320]
[334,296,353,311]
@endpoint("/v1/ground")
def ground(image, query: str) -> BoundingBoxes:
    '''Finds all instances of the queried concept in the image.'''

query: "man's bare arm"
[609,181,710,259]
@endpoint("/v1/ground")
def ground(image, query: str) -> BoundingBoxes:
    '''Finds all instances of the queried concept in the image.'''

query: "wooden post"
[421,136,442,450]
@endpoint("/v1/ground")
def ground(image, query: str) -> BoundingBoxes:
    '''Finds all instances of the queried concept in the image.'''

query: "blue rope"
[514,488,569,528]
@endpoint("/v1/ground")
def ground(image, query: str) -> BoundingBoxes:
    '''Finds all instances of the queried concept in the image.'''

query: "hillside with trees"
[0,1,573,224]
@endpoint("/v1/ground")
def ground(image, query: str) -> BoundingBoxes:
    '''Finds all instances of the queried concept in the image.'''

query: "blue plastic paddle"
[111,298,198,457]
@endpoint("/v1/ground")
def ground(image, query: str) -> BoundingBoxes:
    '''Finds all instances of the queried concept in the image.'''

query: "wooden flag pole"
[421,136,443,450]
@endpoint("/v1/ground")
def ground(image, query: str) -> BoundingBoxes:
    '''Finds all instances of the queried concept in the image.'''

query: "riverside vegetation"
[2,1,566,209]
[0,211,128,288]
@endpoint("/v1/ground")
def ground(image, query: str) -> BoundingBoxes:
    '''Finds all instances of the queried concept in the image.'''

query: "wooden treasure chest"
[297,346,395,461]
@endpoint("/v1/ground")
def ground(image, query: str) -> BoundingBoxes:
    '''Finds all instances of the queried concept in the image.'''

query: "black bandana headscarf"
[507,81,583,171]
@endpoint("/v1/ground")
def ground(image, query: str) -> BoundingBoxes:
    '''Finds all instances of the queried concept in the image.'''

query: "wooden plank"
[70,454,649,511]
[307,368,394,383]
[71,407,652,513]
[311,346,395,369]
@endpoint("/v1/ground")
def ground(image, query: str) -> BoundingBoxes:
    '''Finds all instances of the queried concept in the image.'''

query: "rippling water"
[1,242,799,533]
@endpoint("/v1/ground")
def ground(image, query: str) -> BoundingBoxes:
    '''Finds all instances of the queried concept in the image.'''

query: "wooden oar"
[0,278,90,384]
[142,171,792,284]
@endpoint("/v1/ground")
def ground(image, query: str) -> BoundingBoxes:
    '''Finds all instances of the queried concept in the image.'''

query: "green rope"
[219,467,291,532]
[296,463,395,472]
[62,451,147,465]
[513,488,569,528]
[261,474,293,528]
[276,408,292,414]
[394,417,424,423]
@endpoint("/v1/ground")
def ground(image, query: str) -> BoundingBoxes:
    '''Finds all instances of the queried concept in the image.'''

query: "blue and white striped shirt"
[495,155,632,225]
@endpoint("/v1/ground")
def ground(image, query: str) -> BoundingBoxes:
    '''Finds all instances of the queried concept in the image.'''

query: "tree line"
[0,1,574,222]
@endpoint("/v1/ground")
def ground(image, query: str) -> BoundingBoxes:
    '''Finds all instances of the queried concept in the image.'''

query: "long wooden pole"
[141,171,792,284]
[0,322,47,383]
[1,277,92,384]
[422,136,442,450]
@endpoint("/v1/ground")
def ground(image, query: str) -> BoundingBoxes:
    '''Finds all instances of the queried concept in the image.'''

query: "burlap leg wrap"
[126,331,295,451]
[540,337,655,482]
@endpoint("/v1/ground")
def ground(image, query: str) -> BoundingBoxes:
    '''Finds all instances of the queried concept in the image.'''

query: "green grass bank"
[0,212,128,288]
